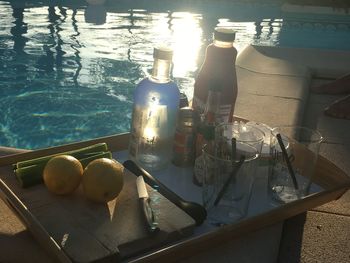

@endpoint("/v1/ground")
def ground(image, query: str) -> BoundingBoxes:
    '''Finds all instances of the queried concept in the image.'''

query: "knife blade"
[136,176,159,234]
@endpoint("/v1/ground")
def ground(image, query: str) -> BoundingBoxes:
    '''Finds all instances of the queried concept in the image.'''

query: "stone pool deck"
[0,45,350,262]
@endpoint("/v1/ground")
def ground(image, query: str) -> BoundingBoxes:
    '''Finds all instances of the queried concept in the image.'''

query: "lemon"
[43,155,83,195]
[82,158,124,203]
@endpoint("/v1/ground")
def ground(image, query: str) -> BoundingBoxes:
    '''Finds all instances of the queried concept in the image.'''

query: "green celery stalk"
[79,151,113,168]
[15,163,46,188]
[15,143,108,169]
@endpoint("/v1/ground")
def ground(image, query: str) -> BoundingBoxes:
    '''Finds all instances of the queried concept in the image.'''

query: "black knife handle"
[123,160,207,226]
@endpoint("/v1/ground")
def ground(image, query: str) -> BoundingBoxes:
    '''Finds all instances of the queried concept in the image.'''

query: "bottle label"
[129,104,168,158]
[218,104,231,123]
[174,130,195,152]
[193,97,232,123]
[193,154,205,186]
[193,96,205,115]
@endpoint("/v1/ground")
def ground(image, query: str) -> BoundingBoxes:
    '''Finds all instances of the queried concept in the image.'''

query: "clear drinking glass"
[215,122,265,155]
[268,126,323,204]
[202,141,259,225]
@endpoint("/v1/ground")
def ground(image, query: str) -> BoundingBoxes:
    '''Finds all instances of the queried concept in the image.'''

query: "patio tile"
[237,67,310,99]
[235,92,305,127]
[318,142,350,176]
[307,93,340,107]
[0,198,26,234]
[236,45,311,77]
[278,211,350,263]
[313,189,350,216]
[0,230,53,263]
[312,114,350,144]
[319,121,350,145]
[302,81,350,144]
[250,45,350,78]
[235,45,311,130]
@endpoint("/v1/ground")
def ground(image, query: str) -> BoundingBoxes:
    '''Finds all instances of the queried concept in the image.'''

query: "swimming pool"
[1,0,350,149]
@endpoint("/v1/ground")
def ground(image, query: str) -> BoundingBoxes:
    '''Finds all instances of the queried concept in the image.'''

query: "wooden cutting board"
[0,163,195,263]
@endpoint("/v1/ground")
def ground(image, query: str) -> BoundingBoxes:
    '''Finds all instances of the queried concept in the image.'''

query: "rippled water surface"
[0,0,349,149]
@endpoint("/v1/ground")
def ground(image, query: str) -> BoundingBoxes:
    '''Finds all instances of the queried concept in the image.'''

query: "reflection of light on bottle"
[144,96,168,140]
[148,93,160,114]
[138,103,169,169]
[143,127,156,144]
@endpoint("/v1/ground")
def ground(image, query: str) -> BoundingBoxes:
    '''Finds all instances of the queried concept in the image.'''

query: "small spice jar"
[172,107,199,167]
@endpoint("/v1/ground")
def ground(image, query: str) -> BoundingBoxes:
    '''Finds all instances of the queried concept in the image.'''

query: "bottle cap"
[153,46,173,60]
[177,107,199,123]
[213,27,236,42]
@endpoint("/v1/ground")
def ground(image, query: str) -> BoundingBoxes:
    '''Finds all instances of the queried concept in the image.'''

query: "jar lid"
[153,46,173,60]
[178,107,199,121]
[213,27,236,42]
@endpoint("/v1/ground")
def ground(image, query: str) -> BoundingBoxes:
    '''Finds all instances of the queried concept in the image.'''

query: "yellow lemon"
[43,155,83,195]
[82,158,124,203]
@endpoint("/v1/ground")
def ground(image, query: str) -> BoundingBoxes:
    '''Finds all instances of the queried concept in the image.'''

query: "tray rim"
[0,132,350,263]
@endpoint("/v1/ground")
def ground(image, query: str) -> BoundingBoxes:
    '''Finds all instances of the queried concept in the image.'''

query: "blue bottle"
[129,46,180,171]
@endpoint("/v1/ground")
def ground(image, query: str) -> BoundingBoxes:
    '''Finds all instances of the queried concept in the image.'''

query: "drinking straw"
[276,133,299,190]
[231,137,236,161]
[214,155,245,206]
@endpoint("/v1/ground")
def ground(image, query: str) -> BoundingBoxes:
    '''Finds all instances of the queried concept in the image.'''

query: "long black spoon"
[123,160,207,226]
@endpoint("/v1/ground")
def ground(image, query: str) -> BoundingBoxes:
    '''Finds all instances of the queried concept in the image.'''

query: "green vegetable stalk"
[14,143,108,169]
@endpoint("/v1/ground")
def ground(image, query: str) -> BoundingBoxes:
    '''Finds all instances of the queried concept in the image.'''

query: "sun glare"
[170,13,202,77]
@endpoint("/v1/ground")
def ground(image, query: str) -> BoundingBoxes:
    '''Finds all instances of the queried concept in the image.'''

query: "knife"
[124,160,207,226]
[136,175,160,234]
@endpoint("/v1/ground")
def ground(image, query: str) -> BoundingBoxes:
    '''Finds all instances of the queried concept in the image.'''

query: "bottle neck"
[213,39,234,48]
[150,58,172,83]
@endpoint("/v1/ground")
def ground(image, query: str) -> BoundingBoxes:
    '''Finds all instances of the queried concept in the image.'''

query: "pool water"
[0,0,349,149]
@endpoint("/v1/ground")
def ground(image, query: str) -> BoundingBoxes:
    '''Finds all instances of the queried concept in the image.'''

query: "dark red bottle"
[192,27,238,123]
